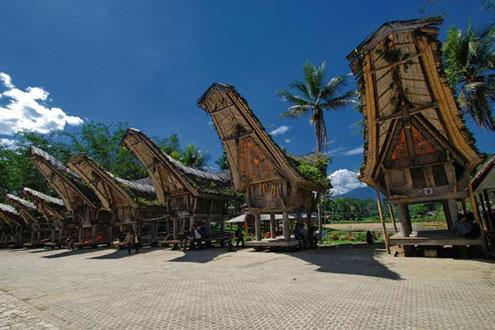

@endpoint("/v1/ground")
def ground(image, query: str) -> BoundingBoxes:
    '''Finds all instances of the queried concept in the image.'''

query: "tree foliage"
[0,122,211,200]
[277,61,356,153]
[442,23,495,130]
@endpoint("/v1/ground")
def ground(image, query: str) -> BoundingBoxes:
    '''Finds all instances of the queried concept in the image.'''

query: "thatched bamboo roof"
[346,17,483,187]
[5,194,41,225]
[0,203,19,216]
[122,128,232,202]
[0,203,22,227]
[67,153,158,210]
[22,187,67,224]
[23,187,64,208]
[28,146,99,210]
[198,83,325,192]
[6,194,36,211]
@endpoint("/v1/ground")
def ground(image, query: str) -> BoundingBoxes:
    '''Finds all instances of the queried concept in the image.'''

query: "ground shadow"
[286,245,402,280]
[168,247,233,264]
[88,246,160,259]
[43,246,111,259]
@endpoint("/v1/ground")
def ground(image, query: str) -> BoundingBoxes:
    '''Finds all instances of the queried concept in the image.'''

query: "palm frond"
[321,90,357,110]
[276,89,311,107]
[281,105,310,118]
[289,80,311,99]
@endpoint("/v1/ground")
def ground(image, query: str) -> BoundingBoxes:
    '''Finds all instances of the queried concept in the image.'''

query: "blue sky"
[0,0,493,195]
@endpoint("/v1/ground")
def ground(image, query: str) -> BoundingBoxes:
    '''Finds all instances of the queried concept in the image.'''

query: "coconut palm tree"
[442,23,495,130]
[277,61,355,153]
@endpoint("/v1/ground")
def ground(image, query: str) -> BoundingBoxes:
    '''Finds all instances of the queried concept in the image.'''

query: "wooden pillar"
[479,193,491,232]
[91,225,97,244]
[269,213,276,239]
[387,203,398,234]
[78,227,83,243]
[254,213,261,241]
[375,190,390,254]
[172,218,179,240]
[189,216,195,231]
[397,203,411,237]
[461,199,468,215]
[282,211,290,240]
[442,200,453,230]
[447,199,459,228]
[107,225,113,243]
[483,189,493,230]
[469,185,486,231]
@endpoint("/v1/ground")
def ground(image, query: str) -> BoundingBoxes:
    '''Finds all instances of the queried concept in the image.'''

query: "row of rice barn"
[0,84,325,249]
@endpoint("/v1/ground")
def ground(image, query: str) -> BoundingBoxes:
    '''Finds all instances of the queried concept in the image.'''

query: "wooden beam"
[387,203,398,234]
[377,103,437,123]
[371,52,422,73]
[375,189,390,254]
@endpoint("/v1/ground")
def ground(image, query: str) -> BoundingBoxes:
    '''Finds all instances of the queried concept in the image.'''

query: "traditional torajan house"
[5,193,46,247]
[23,187,68,248]
[67,153,166,246]
[347,17,484,252]
[198,83,326,249]
[28,146,112,247]
[0,203,24,248]
[122,128,232,243]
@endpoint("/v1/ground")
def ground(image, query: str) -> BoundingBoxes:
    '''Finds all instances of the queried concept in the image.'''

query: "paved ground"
[0,246,494,329]
[326,221,447,232]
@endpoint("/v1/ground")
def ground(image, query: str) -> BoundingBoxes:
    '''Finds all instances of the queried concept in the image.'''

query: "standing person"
[366,231,374,246]
[124,230,134,255]
[235,223,244,248]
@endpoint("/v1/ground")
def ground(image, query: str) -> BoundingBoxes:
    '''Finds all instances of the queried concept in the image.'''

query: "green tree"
[277,61,355,152]
[180,143,209,168]
[216,152,229,170]
[442,24,495,130]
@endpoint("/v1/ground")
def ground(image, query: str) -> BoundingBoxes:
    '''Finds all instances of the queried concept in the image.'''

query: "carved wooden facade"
[28,147,111,245]
[347,17,483,236]
[198,83,324,241]
[122,128,231,239]
[67,153,166,244]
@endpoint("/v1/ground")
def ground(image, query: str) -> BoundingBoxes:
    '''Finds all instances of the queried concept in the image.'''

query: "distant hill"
[334,186,375,200]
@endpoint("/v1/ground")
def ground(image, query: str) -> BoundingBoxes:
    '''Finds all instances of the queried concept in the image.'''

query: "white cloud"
[343,146,364,156]
[0,138,17,149]
[269,125,289,136]
[329,169,366,196]
[0,72,83,135]
[284,138,291,143]
[0,73,13,88]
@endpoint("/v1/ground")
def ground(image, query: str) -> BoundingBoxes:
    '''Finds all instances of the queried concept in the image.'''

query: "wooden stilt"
[468,184,485,231]
[282,211,290,240]
[269,213,276,239]
[483,189,493,231]
[375,189,390,254]
[387,203,398,233]
[397,203,411,237]
[254,213,261,241]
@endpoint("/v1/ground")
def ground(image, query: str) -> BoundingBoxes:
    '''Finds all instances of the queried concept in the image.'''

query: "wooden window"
[410,167,426,189]
[432,165,448,186]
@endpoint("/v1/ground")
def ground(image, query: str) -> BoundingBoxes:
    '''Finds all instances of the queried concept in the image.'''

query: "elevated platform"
[245,237,300,250]
[390,230,482,246]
